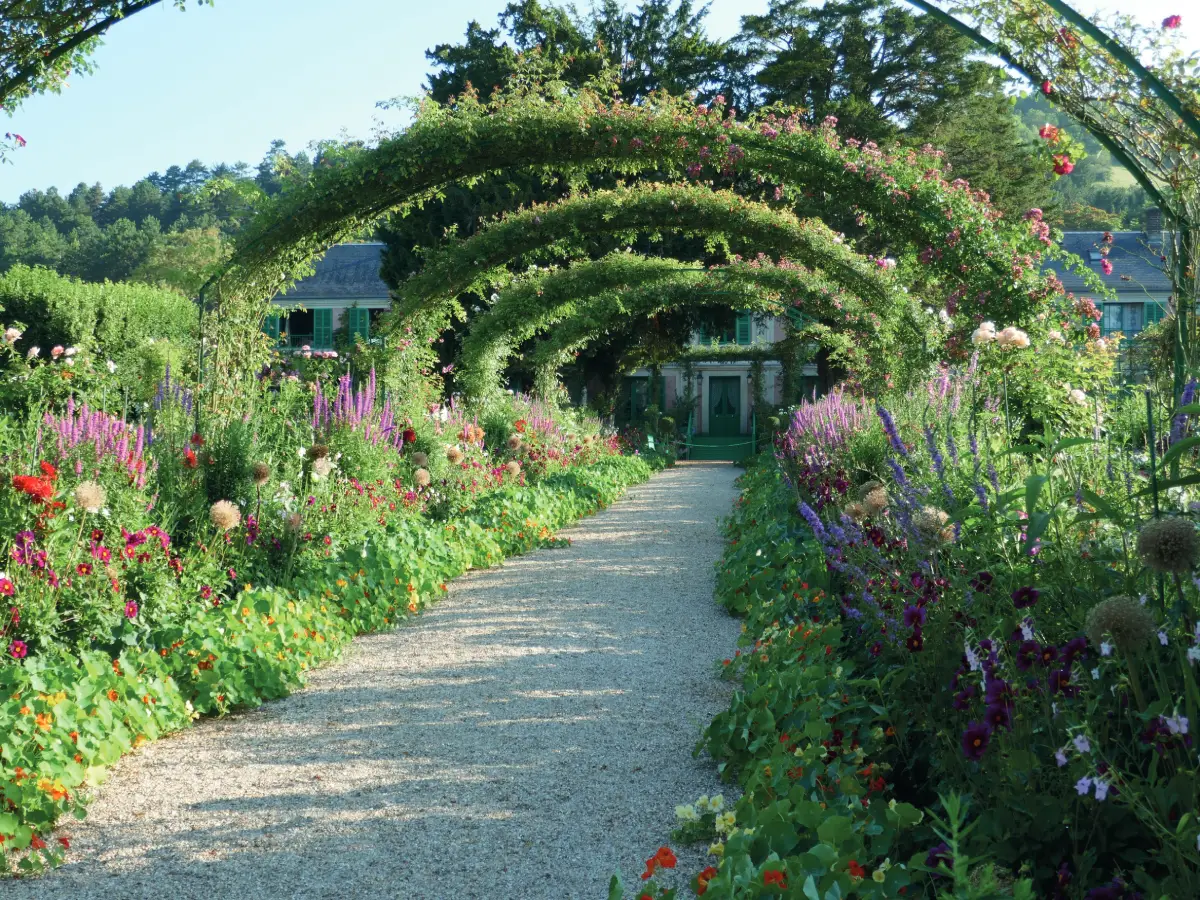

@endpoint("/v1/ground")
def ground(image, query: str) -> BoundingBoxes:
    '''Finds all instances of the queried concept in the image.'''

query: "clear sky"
[0,0,1195,203]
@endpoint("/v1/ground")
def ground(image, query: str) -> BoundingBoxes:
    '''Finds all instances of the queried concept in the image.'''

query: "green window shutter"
[1145,301,1166,325]
[349,307,369,341]
[314,308,333,349]
[736,313,753,346]
[697,327,708,345]
[262,314,280,343]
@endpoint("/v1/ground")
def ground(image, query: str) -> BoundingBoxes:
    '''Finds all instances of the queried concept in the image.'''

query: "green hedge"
[0,454,654,873]
[0,264,196,368]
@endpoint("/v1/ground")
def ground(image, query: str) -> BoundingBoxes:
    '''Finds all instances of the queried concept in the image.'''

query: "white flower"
[106,359,117,373]
[971,321,997,345]
[26,346,39,359]
[1072,734,1091,754]
[1167,714,1190,735]
[2,327,21,343]
[1047,330,1065,344]
[298,447,306,458]
[1075,776,1092,795]
[1055,747,1068,767]
[708,794,724,812]
[1094,779,1110,801]
[1092,667,1101,680]
[1068,388,1088,406]
[64,346,76,357]
[1188,646,1200,664]
[1159,631,1169,646]
[1101,641,1113,657]
[64,357,74,366]
[938,309,951,324]
[1095,338,1108,350]
[1020,619,1034,641]
[996,326,1031,349]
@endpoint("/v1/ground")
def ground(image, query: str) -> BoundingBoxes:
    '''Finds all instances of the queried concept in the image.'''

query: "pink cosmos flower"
[9,639,27,659]
[124,600,138,619]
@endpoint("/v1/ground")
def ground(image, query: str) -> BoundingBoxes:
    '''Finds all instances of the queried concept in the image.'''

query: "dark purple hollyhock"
[869,641,882,657]
[906,630,925,652]
[910,572,925,590]
[903,604,926,628]
[1011,586,1039,609]
[985,703,1012,731]
[1049,667,1075,696]
[961,721,992,760]
[925,841,953,875]
[952,686,976,711]
[1016,640,1041,671]
[1039,644,1059,667]
[1062,635,1087,663]
[969,571,993,592]
[985,678,1016,710]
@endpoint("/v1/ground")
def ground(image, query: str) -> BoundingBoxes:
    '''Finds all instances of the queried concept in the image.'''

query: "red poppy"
[12,475,54,503]
[514,419,527,433]
[183,449,198,469]
[39,461,57,481]
[402,428,417,444]
[190,433,205,446]
[848,860,866,878]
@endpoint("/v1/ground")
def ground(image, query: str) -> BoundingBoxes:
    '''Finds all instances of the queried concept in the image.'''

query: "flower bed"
[0,454,654,872]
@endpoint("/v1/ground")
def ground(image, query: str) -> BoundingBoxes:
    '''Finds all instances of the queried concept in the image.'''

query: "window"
[1101,302,1143,337]
[735,313,753,345]
[347,307,370,342]
[283,309,314,347]
[262,314,281,344]
[313,308,333,349]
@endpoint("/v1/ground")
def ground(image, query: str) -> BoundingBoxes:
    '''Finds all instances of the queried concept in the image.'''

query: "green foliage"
[0,265,196,396]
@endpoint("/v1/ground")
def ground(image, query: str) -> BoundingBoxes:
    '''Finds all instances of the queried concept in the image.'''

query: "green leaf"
[804,875,821,900]
[816,815,853,845]
[607,874,624,900]
[1159,436,1200,469]
[1024,474,1048,515]
[1049,437,1097,456]
[1024,510,1053,553]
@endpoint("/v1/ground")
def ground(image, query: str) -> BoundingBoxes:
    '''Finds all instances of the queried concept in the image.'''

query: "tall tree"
[738,0,998,140]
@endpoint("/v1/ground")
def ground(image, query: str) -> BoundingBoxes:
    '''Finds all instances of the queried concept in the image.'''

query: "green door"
[708,376,741,436]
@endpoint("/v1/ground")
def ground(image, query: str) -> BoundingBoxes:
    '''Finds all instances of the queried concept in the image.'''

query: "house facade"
[1049,228,1173,339]
[621,315,816,437]
[265,242,392,349]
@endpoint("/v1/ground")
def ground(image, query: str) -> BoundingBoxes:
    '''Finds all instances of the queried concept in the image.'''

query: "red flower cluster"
[1038,123,1060,142]
[696,865,718,895]
[641,846,677,880]
[13,475,54,503]
[763,868,787,888]
[1053,154,1075,176]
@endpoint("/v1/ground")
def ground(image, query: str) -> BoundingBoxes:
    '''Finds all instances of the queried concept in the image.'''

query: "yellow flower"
[715,811,736,833]
[873,869,886,883]
[675,804,699,822]
[695,794,710,811]
[709,794,725,812]
[708,842,725,857]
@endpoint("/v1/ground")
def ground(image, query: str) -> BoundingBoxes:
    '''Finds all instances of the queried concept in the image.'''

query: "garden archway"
[456,251,913,399]
[203,84,1074,374]
[389,182,900,334]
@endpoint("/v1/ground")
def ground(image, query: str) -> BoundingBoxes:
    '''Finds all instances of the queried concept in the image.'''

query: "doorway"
[708,376,741,436]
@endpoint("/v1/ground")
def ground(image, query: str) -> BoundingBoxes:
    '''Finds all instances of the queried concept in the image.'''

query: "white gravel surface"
[10,461,741,900]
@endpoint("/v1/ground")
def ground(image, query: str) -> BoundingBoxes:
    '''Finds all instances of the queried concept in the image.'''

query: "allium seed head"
[73,481,107,513]
[1137,516,1199,573]
[505,460,521,477]
[414,468,432,487]
[1085,596,1155,653]
[411,451,429,467]
[210,500,241,532]
[251,462,271,487]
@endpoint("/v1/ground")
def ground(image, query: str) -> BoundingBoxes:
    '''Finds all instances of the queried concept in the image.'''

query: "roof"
[1046,231,1173,297]
[275,243,391,301]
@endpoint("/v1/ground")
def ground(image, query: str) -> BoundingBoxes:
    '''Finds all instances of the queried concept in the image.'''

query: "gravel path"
[12,462,741,900]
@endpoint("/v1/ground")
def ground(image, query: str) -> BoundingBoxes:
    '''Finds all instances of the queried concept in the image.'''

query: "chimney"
[1146,207,1164,247]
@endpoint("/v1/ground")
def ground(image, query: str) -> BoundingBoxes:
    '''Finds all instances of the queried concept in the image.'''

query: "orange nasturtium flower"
[764,869,787,888]
[642,846,678,880]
